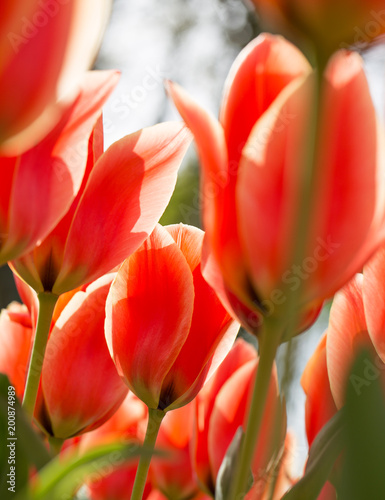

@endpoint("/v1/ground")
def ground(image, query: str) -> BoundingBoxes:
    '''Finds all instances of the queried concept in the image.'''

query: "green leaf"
[215,427,253,500]
[20,441,158,500]
[282,409,345,500]
[337,348,385,500]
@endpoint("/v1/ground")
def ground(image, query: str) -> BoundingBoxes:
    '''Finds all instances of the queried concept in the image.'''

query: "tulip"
[193,339,286,498]
[0,0,112,154]
[0,70,118,267]
[249,0,385,55]
[0,302,33,398]
[106,223,239,412]
[106,223,239,499]
[301,271,385,497]
[10,93,191,418]
[9,274,128,441]
[33,273,128,440]
[11,119,191,297]
[167,33,385,338]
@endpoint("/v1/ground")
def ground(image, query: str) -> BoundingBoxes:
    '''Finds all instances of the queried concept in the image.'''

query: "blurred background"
[1,0,385,474]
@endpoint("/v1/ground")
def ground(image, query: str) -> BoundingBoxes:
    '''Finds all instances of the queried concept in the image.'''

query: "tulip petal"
[167,81,249,310]
[166,81,228,240]
[2,71,118,265]
[41,273,128,438]
[0,0,112,154]
[11,114,106,292]
[220,33,311,167]
[236,74,311,295]
[301,333,337,447]
[305,50,385,302]
[53,122,191,294]
[208,360,281,482]
[0,305,33,398]
[158,224,238,410]
[105,225,195,409]
[364,246,385,361]
[193,339,256,490]
[326,274,374,409]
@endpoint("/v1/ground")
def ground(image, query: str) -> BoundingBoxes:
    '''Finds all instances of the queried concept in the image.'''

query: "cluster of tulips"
[1,1,385,499]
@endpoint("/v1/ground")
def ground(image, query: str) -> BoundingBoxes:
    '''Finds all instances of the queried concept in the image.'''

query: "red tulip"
[0,70,118,266]
[151,402,200,499]
[192,339,285,498]
[10,115,191,295]
[34,273,128,438]
[168,33,385,336]
[11,273,128,439]
[105,223,239,412]
[326,274,383,409]
[0,0,112,154]
[301,274,378,498]
[0,302,33,398]
[249,0,385,53]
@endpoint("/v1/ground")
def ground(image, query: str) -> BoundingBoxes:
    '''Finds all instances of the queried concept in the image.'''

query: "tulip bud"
[106,224,239,412]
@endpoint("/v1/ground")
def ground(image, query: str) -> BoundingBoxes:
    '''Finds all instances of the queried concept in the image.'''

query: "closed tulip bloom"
[0,0,112,154]
[0,70,118,266]
[11,113,191,296]
[168,33,385,337]
[106,223,239,412]
[0,274,128,439]
[34,273,128,439]
[193,339,285,498]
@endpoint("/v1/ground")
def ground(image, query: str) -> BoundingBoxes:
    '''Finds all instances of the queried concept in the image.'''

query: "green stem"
[229,326,281,500]
[48,436,64,456]
[131,408,165,500]
[22,292,58,417]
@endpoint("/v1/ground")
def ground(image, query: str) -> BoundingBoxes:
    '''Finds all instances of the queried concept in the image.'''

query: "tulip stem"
[22,292,58,418]
[131,407,165,500]
[229,326,280,500]
[48,436,64,456]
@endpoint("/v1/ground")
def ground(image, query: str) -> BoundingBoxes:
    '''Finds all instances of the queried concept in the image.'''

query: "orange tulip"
[0,70,118,266]
[105,223,239,412]
[35,273,128,439]
[168,33,385,336]
[10,115,191,295]
[0,0,112,154]
[249,0,385,53]
[6,274,129,439]
[192,339,285,498]
[301,266,385,497]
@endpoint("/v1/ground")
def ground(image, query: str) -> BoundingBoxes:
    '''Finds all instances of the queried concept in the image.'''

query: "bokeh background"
[1,0,385,473]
